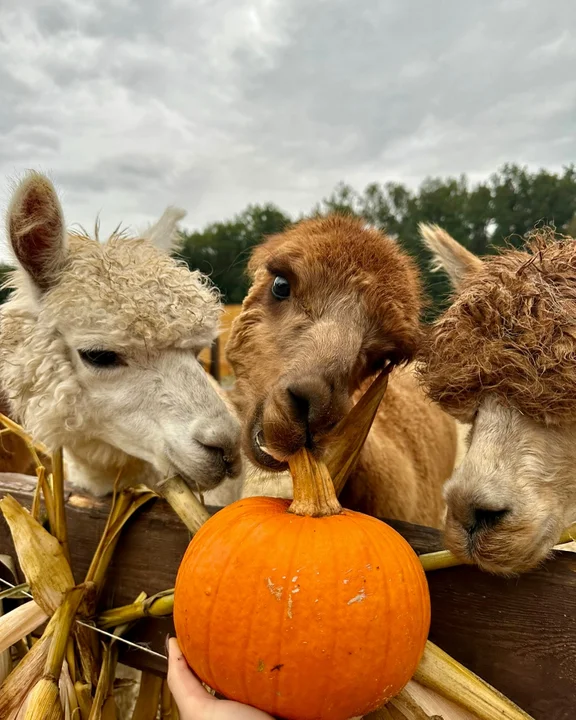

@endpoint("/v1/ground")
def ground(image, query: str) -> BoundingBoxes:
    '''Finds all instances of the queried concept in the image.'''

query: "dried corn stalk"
[155,475,210,534]
[415,641,533,720]
[97,589,175,630]
[131,671,163,720]
[0,415,162,719]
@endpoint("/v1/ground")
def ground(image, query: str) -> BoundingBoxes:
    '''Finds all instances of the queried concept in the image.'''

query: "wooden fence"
[198,304,243,382]
[1,473,574,719]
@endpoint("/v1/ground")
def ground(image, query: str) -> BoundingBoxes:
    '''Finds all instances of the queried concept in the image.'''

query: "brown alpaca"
[418,222,576,574]
[226,215,459,528]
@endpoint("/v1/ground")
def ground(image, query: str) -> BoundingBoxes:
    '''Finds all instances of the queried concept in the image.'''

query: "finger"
[166,637,214,707]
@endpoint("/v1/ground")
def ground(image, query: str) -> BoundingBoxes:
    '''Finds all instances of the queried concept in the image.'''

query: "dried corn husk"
[364,707,396,720]
[88,608,141,720]
[0,600,48,654]
[0,413,49,457]
[59,660,78,720]
[75,681,94,719]
[24,679,63,720]
[382,680,479,719]
[76,485,154,688]
[0,495,74,615]
[24,585,85,720]
[84,486,156,610]
[88,641,114,720]
[414,641,534,720]
[325,366,390,495]
[0,612,11,685]
[131,670,163,720]
[0,627,52,719]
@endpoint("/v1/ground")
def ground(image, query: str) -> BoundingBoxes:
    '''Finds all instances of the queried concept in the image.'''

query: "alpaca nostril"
[191,417,241,472]
[468,507,510,535]
[285,376,332,433]
[287,386,311,425]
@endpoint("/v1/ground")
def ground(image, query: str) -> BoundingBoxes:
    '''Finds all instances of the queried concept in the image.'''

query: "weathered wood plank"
[0,472,575,720]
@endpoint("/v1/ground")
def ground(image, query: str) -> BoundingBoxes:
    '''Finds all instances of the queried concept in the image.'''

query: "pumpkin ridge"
[267,515,309,715]
[388,520,430,675]
[345,510,393,710]
[203,510,282,692]
[394,521,429,649]
[317,515,341,718]
[232,511,289,705]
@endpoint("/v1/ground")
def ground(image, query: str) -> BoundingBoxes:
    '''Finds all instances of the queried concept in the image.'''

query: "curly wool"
[419,228,576,425]
[0,229,221,447]
[51,231,221,351]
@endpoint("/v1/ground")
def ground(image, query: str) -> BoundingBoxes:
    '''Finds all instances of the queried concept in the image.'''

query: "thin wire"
[0,576,168,661]
[76,621,168,660]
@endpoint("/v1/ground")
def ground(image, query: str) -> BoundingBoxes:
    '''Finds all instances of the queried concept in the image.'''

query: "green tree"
[489,164,576,245]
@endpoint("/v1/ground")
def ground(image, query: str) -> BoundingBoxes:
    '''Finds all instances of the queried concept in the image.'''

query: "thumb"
[166,636,215,708]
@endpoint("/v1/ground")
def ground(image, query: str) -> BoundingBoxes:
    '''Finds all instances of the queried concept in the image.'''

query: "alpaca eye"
[79,349,124,368]
[271,275,290,300]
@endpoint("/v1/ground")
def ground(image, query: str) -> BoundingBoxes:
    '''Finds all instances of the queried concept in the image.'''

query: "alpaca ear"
[143,206,186,254]
[7,171,68,292]
[418,222,483,289]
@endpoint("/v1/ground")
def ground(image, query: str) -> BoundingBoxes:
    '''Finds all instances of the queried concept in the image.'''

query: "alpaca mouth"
[464,518,559,576]
[165,449,235,491]
[251,428,287,471]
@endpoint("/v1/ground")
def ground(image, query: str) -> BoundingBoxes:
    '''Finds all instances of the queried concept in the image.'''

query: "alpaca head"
[418,223,576,575]
[0,171,241,495]
[226,214,423,472]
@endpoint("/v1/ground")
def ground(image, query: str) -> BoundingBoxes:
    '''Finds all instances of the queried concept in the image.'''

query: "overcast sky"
[0,0,574,261]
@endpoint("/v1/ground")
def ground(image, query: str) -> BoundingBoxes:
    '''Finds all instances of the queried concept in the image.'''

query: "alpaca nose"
[191,415,242,475]
[286,376,334,441]
[468,507,510,536]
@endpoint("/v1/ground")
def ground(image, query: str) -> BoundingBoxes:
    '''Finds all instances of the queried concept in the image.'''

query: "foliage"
[177,204,292,304]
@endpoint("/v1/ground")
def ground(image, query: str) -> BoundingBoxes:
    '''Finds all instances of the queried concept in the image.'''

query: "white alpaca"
[0,171,243,504]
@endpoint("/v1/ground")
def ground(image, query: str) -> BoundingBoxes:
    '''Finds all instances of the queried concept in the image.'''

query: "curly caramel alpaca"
[418,223,576,576]
[421,227,576,426]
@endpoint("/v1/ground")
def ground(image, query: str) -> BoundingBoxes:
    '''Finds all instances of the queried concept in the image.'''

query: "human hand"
[166,637,275,720]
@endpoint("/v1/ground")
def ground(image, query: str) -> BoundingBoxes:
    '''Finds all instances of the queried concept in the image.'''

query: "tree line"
[178,163,576,320]
[1,163,575,319]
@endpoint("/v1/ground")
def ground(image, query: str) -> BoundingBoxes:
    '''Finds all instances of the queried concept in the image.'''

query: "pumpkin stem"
[287,449,343,517]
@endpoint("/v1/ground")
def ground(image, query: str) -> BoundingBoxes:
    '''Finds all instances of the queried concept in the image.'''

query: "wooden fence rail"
[0,472,575,720]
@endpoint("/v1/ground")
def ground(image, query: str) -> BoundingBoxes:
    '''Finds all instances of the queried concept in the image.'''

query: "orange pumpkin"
[174,450,430,720]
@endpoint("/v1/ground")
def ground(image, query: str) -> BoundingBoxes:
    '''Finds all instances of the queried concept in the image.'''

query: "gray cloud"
[0,0,574,261]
